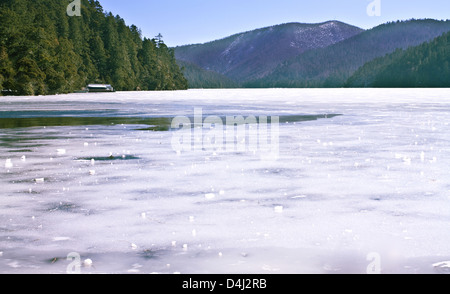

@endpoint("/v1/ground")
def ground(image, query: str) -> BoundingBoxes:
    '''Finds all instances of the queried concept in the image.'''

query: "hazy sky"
[99,0,450,47]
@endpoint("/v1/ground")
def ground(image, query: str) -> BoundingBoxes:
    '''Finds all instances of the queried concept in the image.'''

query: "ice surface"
[0,88,450,274]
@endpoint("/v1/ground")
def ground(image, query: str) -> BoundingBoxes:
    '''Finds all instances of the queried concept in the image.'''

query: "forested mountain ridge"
[345,31,450,87]
[177,60,239,89]
[247,19,450,88]
[174,21,364,84]
[0,0,188,96]
[1,1,448,94]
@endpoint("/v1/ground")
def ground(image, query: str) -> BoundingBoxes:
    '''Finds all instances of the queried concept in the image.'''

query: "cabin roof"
[87,84,113,88]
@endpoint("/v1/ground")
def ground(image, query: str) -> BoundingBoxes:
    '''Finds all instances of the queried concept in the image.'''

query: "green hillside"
[177,60,238,89]
[346,31,450,87]
[247,19,450,88]
[0,0,187,96]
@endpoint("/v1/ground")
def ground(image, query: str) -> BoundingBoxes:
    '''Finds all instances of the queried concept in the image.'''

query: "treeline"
[177,60,239,88]
[245,19,450,88]
[346,31,450,87]
[0,0,187,96]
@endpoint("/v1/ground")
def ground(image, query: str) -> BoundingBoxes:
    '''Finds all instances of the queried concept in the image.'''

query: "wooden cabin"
[87,84,115,93]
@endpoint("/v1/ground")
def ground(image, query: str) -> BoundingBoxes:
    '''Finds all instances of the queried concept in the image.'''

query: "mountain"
[177,60,238,88]
[249,19,450,88]
[0,0,188,96]
[345,31,450,87]
[174,21,363,84]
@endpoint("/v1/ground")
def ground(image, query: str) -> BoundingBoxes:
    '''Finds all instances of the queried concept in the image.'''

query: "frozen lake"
[0,88,450,274]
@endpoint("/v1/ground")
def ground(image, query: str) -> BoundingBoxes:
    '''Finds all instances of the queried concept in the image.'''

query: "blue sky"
[99,0,450,47]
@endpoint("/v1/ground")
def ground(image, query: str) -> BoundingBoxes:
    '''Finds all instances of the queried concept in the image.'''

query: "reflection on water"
[0,114,341,130]
[0,117,172,130]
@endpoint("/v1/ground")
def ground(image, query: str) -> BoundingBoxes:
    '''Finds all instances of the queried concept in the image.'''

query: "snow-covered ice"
[0,88,450,274]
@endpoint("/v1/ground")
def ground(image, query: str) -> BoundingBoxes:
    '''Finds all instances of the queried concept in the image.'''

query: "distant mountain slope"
[174,21,363,83]
[177,60,238,88]
[346,31,450,87]
[249,19,450,88]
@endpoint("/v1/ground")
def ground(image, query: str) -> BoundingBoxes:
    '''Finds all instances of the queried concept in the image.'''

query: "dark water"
[0,113,341,130]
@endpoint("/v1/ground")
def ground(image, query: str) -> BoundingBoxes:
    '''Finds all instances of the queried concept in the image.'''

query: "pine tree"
[0,0,187,96]
[0,46,14,92]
